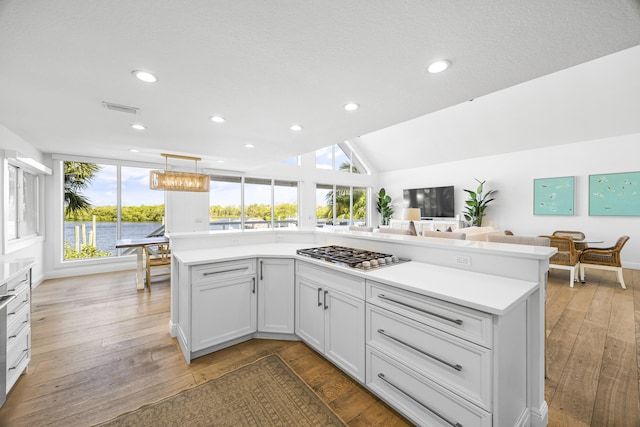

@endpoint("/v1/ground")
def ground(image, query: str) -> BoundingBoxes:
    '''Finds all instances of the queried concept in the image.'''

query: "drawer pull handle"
[260,260,264,280]
[324,290,329,310]
[203,267,248,276]
[377,329,462,372]
[377,373,462,427]
[9,350,29,371]
[252,277,256,294]
[317,288,323,307]
[378,294,463,326]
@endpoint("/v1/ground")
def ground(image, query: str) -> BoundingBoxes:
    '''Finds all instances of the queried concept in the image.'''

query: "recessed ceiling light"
[129,149,139,153]
[131,123,146,130]
[344,103,359,111]
[132,70,158,83]
[245,143,255,148]
[427,60,451,74]
[210,116,225,123]
[290,124,303,131]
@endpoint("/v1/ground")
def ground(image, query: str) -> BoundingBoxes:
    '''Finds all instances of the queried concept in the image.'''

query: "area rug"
[96,354,346,426]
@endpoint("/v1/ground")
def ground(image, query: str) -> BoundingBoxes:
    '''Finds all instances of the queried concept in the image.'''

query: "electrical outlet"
[456,255,471,266]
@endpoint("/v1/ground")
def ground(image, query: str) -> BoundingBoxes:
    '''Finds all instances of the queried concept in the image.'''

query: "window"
[274,180,298,228]
[6,164,39,241]
[315,143,369,174]
[316,183,368,228]
[209,176,242,231]
[244,178,272,230]
[62,161,165,260]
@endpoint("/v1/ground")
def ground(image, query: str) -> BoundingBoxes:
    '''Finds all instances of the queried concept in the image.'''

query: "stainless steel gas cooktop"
[296,245,406,270]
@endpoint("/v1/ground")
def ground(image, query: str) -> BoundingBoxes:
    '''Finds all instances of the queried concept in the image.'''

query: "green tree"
[64,161,101,217]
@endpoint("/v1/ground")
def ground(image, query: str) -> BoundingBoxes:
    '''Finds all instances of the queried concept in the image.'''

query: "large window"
[315,143,369,174]
[6,164,39,241]
[62,161,165,260]
[316,183,367,228]
[210,176,298,231]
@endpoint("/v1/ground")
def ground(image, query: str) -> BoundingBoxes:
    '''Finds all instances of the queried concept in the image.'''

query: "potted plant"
[376,188,394,226]
[463,179,497,227]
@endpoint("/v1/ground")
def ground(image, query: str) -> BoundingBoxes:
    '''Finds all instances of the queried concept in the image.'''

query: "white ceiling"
[1,1,639,172]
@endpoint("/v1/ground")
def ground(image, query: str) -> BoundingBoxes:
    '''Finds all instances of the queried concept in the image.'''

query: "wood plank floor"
[0,267,638,426]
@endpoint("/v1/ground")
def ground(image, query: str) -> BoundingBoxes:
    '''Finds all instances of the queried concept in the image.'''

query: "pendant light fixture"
[149,153,210,192]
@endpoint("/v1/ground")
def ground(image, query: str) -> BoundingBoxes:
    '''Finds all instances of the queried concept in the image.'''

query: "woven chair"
[579,236,630,289]
[421,230,466,240]
[552,230,588,251]
[539,235,581,287]
[486,234,550,247]
[144,243,171,290]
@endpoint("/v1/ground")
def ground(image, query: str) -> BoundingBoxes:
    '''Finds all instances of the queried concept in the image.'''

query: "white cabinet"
[2,262,32,398]
[178,259,257,362]
[257,258,294,334]
[295,261,365,382]
[366,280,528,427]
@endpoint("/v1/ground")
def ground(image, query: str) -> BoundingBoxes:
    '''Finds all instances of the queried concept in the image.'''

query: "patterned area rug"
[95,354,346,426]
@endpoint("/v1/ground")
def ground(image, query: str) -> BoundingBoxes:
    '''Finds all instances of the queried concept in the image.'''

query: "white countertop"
[1,258,35,284]
[173,243,538,316]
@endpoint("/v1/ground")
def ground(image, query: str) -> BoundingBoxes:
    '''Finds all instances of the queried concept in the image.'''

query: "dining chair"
[579,236,630,289]
[144,243,171,290]
[486,234,550,247]
[539,235,581,287]
[552,230,588,250]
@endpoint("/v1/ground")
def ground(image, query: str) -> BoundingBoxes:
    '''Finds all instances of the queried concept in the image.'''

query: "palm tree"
[64,161,100,217]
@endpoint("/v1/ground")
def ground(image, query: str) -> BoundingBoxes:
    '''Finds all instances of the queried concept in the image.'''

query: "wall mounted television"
[403,186,455,218]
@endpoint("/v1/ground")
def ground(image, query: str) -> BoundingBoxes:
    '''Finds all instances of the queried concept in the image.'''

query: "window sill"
[4,234,45,255]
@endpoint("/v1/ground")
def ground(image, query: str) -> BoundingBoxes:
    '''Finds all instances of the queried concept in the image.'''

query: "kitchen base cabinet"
[295,261,365,383]
[257,258,294,334]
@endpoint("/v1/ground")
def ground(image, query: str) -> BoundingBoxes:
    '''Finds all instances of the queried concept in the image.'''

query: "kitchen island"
[169,230,554,427]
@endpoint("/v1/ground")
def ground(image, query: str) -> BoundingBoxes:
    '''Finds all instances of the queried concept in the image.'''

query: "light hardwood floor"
[0,267,638,426]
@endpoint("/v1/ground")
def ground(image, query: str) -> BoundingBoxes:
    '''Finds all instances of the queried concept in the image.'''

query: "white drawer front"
[191,259,256,285]
[6,270,30,293]
[367,305,492,410]
[367,348,491,427]
[297,261,365,299]
[7,303,30,342]
[7,285,30,319]
[367,281,492,348]
[7,326,30,392]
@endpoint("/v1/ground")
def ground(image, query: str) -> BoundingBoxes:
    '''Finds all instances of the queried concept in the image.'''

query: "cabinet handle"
[252,277,256,294]
[324,290,329,310]
[317,288,323,307]
[203,267,248,276]
[377,373,462,427]
[9,349,29,371]
[260,260,264,280]
[378,294,463,326]
[377,329,462,372]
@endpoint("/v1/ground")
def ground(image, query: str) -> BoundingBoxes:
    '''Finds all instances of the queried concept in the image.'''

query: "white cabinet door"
[192,275,257,351]
[258,258,294,334]
[295,277,325,353]
[325,289,365,382]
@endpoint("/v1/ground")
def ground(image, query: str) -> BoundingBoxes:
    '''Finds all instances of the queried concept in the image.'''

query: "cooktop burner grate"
[296,245,403,270]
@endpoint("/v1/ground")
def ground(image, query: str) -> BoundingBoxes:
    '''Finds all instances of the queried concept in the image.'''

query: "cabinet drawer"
[367,348,491,427]
[7,326,30,392]
[367,305,491,410]
[7,284,30,317]
[7,303,30,342]
[297,261,365,299]
[6,270,30,293]
[191,259,256,285]
[367,281,492,348]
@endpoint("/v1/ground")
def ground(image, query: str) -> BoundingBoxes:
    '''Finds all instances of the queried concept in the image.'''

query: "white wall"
[379,132,640,269]
[0,124,47,285]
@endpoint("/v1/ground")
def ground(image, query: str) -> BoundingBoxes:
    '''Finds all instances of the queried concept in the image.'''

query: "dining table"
[115,236,169,290]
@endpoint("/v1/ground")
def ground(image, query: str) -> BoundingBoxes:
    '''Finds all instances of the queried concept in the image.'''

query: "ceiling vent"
[102,101,140,115]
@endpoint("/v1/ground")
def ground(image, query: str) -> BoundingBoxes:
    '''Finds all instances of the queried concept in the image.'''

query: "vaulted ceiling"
[1,1,639,172]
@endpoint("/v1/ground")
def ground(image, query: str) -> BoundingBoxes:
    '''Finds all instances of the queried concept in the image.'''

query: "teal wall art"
[589,171,640,216]
[533,176,575,215]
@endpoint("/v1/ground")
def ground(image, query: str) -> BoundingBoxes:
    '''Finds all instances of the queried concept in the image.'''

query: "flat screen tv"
[403,186,455,218]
